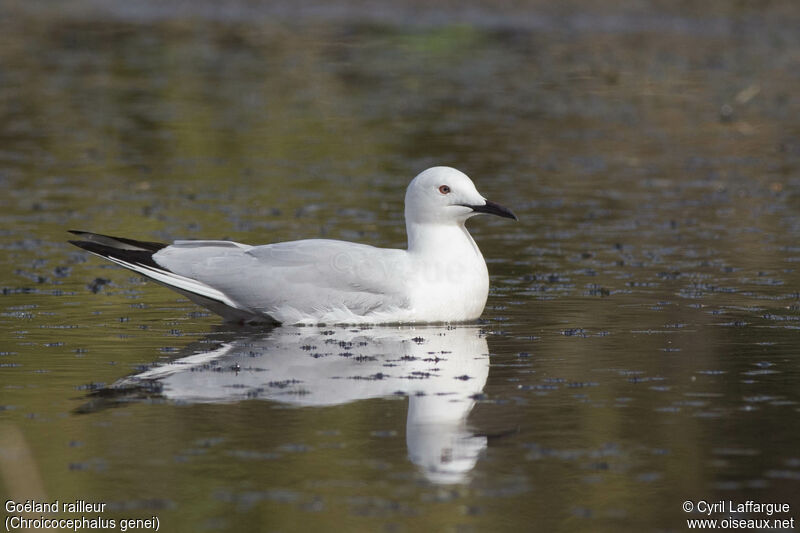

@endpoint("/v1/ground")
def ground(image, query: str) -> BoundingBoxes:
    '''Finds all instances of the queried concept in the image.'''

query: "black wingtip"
[66,230,167,253]
[69,239,103,255]
[68,237,165,270]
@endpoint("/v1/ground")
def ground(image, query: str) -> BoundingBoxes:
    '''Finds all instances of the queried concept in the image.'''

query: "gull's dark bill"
[464,200,518,220]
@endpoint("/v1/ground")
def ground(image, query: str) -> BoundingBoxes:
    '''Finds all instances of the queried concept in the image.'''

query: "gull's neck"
[406,220,482,258]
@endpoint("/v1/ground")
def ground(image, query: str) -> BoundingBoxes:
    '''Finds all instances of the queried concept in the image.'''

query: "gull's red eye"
[438,185,451,194]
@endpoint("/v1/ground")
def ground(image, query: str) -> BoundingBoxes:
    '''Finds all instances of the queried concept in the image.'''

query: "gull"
[69,166,516,324]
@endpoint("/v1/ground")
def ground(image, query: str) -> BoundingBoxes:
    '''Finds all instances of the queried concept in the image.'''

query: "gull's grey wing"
[153,239,411,322]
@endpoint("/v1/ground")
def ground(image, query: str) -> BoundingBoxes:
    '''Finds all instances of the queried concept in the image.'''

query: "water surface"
[1,1,799,531]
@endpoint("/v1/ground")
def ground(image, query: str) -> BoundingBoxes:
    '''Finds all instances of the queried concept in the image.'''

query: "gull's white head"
[405,166,517,225]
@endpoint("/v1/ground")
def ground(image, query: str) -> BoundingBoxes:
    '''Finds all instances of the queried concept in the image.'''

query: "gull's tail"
[68,230,262,323]
[68,230,168,268]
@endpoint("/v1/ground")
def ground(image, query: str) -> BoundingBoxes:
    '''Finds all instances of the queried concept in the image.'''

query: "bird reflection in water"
[81,326,490,484]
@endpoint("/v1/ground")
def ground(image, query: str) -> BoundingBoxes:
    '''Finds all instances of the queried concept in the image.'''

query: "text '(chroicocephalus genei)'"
[69,166,516,324]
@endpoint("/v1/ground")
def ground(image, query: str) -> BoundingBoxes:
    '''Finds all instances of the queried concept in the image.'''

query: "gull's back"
[154,238,411,324]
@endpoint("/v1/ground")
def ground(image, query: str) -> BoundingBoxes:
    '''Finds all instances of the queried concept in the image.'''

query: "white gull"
[69,166,516,324]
